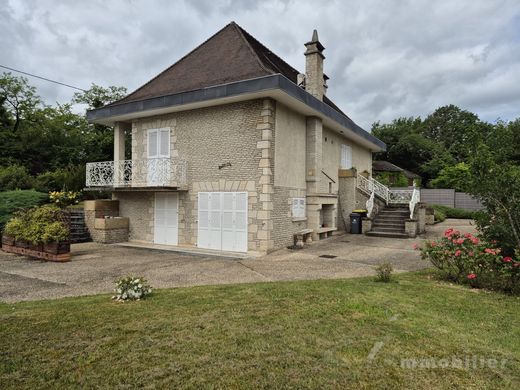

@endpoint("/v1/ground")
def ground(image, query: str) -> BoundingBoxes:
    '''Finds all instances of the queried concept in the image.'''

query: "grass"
[1,272,519,389]
[0,190,49,228]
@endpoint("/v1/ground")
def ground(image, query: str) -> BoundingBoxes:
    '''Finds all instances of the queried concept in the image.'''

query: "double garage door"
[198,192,248,252]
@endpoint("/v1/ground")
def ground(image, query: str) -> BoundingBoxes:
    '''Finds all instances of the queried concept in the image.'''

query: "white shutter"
[159,128,170,157]
[148,129,158,158]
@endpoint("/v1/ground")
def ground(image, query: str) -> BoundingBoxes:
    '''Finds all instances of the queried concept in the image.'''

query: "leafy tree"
[0,72,42,132]
[72,84,127,110]
[430,163,471,192]
[468,144,520,256]
[422,105,491,162]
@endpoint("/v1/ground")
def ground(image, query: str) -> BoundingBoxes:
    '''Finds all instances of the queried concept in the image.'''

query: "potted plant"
[3,217,26,248]
[42,221,70,254]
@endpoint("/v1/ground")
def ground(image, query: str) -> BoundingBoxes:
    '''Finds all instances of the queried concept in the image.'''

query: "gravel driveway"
[0,219,476,303]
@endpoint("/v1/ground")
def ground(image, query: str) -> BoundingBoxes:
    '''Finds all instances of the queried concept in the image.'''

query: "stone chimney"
[304,29,325,101]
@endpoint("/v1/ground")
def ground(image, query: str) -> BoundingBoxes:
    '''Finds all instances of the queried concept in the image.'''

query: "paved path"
[0,219,476,303]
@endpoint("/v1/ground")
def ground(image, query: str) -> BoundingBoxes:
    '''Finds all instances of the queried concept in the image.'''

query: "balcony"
[86,158,187,190]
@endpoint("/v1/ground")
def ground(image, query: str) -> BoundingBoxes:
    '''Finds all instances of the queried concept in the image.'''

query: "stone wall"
[272,186,308,248]
[112,192,154,242]
[128,99,276,252]
[84,200,120,243]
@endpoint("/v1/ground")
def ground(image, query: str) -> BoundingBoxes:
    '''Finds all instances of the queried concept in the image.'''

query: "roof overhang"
[87,74,386,152]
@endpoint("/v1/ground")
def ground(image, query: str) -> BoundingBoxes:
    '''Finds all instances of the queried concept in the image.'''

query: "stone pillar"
[304,30,325,101]
[114,122,130,186]
[256,99,275,252]
[405,220,418,238]
[306,117,323,194]
[338,176,357,231]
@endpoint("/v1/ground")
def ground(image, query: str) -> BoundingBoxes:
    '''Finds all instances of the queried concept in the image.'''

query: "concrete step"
[372,222,405,229]
[377,210,409,216]
[374,217,406,224]
[366,231,409,239]
[370,226,406,233]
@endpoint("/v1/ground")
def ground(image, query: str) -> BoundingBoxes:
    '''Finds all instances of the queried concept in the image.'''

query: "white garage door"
[198,192,248,252]
[154,193,178,245]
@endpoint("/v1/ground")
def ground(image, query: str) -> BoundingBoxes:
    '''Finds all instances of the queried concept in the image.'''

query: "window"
[292,198,306,219]
[341,144,352,169]
[148,128,170,158]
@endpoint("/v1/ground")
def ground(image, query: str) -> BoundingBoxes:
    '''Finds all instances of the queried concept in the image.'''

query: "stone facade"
[106,97,375,253]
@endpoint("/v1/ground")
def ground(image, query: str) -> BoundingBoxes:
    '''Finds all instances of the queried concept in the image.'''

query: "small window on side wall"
[341,144,352,169]
[292,198,306,219]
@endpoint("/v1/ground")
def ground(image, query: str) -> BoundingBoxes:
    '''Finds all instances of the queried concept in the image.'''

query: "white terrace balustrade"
[86,158,187,189]
[357,173,420,218]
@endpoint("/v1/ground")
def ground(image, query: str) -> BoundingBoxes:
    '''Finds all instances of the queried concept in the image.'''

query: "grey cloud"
[1,0,519,129]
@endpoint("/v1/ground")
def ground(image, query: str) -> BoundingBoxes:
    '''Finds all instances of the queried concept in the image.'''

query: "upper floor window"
[148,128,170,158]
[341,144,352,169]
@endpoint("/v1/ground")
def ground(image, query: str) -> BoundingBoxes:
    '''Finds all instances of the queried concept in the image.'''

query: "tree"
[72,84,127,110]
[73,84,129,160]
[0,72,42,132]
[430,162,471,191]
[422,105,491,162]
[468,143,520,256]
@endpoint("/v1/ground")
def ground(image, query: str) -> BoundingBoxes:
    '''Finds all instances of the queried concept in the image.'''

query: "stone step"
[366,231,410,239]
[372,222,405,229]
[370,226,406,233]
[377,210,409,216]
[374,217,406,224]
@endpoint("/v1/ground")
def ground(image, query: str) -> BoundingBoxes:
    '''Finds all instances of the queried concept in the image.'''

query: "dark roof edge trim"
[87,74,386,151]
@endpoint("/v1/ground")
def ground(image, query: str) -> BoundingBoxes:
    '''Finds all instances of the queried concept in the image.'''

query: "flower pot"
[15,239,29,249]
[43,242,70,255]
[1,235,15,246]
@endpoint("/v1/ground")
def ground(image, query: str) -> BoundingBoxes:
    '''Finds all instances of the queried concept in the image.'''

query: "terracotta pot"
[43,242,70,255]
[1,235,15,246]
[15,239,29,249]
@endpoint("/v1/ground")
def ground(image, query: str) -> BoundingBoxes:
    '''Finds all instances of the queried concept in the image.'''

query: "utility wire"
[0,64,87,92]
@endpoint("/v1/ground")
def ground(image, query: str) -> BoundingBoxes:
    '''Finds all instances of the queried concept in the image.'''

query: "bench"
[316,227,337,240]
[294,229,314,248]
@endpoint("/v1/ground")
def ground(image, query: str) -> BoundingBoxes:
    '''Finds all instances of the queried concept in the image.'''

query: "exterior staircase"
[68,209,91,243]
[365,205,410,239]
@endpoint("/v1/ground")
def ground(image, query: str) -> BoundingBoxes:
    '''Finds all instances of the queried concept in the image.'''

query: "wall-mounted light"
[218,162,232,170]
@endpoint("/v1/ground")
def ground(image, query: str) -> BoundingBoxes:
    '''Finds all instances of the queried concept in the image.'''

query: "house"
[372,161,420,187]
[85,22,386,254]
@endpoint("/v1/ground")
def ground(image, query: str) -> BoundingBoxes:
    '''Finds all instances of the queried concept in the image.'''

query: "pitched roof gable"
[110,22,346,115]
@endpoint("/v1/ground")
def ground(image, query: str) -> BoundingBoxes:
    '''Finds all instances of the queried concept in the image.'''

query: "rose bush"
[417,228,520,294]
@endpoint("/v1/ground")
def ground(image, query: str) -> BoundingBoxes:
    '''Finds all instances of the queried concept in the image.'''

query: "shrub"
[0,165,34,191]
[375,262,393,282]
[49,190,81,209]
[0,190,48,229]
[417,228,520,294]
[2,205,69,244]
[434,208,446,222]
[113,276,153,301]
[34,165,86,193]
[431,205,477,220]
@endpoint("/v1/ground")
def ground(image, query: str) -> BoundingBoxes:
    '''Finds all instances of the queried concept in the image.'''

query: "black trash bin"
[350,213,362,234]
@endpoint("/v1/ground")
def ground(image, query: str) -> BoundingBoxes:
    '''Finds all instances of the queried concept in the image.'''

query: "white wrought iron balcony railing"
[86,158,187,188]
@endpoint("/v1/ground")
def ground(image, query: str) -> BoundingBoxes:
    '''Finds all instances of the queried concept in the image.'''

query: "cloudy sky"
[2,0,520,129]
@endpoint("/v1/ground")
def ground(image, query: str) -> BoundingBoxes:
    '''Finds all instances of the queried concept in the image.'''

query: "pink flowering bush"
[417,228,520,294]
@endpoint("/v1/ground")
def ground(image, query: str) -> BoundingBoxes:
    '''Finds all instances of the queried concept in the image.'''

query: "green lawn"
[1,272,519,389]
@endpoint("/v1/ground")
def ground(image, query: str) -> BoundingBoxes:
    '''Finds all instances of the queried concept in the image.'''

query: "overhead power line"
[0,64,87,92]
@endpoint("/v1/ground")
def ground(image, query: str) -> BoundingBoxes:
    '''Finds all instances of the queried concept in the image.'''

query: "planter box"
[43,242,70,255]
[29,242,43,252]
[15,239,29,249]
[1,235,15,247]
